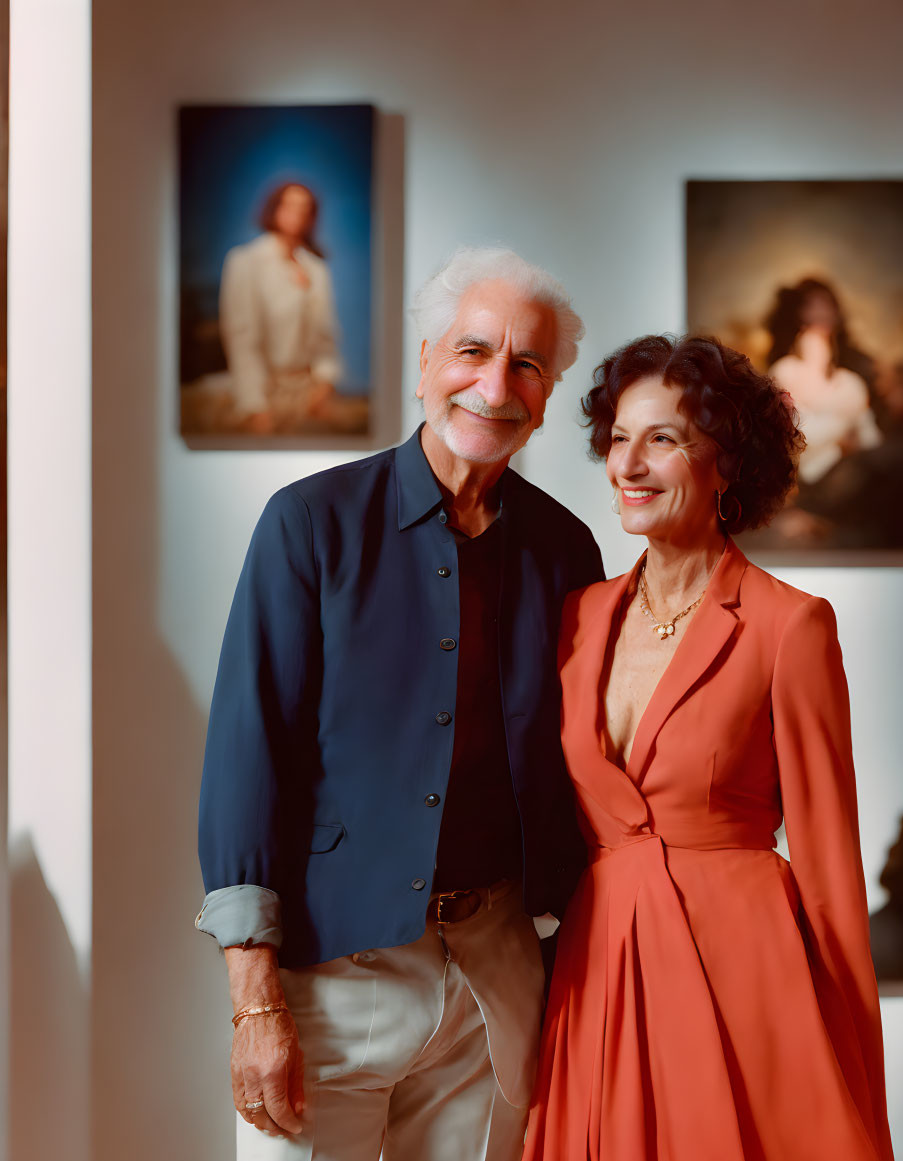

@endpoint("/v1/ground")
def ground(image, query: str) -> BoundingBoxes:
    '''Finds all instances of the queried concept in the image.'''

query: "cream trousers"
[236,880,545,1161]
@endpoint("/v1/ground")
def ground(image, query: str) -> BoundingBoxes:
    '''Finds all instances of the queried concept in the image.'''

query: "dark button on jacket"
[198,426,604,968]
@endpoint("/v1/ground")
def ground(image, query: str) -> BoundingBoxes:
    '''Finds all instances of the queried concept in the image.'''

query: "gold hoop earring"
[611,490,620,515]
[716,489,742,526]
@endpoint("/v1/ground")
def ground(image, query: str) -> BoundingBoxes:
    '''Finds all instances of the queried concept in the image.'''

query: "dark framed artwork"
[686,180,903,561]
[179,104,385,447]
[870,814,903,996]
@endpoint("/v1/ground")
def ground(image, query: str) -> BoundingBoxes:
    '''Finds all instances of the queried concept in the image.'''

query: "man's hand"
[231,1008,304,1137]
[225,945,305,1138]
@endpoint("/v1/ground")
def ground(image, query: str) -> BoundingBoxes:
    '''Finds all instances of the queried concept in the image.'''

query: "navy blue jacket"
[198,427,604,967]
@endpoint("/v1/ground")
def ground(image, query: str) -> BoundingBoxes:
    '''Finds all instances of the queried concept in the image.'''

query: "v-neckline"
[595,547,728,780]
[597,575,698,777]
[558,541,747,809]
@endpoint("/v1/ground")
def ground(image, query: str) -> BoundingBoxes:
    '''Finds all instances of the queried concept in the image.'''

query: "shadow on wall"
[92,122,238,1156]
[9,834,89,1161]
[91,630,235,1161]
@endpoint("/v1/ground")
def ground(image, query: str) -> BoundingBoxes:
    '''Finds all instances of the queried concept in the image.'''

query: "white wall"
[88,0,903,1158]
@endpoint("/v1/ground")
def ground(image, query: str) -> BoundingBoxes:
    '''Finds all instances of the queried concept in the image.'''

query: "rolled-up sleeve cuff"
[194,885,283,950]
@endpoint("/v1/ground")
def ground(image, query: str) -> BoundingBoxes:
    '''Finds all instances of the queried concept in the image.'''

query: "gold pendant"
[655,622,675,640]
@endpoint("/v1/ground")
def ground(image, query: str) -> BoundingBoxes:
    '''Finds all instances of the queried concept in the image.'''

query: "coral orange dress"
[524,540,894,1161]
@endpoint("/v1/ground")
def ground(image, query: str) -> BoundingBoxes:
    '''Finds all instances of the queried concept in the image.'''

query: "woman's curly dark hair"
[582,334,805,534]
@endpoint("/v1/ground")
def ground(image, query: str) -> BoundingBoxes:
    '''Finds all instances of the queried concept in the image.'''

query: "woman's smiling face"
[606,375,726,546]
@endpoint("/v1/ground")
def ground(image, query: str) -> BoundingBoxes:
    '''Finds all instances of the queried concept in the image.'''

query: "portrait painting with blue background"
[179,104,373,395]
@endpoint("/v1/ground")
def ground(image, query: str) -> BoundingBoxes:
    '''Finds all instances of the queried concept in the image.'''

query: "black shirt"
[433,517,524,891]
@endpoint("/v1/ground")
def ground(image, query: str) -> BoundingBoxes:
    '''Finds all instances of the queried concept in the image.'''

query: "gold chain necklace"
[637,562,706,641]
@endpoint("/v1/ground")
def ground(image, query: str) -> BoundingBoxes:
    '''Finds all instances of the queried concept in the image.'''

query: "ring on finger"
[245,1099,265,1112]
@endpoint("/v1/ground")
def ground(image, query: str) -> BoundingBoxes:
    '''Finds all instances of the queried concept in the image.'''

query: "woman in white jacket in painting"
[220,181,343,434]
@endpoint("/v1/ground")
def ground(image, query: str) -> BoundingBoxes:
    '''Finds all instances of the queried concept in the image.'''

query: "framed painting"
[686,180,903,561]
[179,103,395,448]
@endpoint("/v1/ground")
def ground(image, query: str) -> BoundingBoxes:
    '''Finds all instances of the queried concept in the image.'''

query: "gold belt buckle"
[435,891,456,924]
[435,889,480,924]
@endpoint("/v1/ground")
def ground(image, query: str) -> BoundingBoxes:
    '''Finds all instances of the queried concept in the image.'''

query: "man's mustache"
[447,390,529,423]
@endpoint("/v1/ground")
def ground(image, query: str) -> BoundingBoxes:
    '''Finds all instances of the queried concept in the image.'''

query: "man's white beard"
[428,396,532,464]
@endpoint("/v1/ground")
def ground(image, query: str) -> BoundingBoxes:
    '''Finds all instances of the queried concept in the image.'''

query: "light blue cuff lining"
[194,884,283,950]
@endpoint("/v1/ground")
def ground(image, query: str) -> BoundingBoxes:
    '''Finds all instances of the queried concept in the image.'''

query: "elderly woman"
[524,336,893,1161]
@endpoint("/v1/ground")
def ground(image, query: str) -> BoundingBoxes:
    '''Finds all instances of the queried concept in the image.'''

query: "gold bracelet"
[232,1002,289,1027]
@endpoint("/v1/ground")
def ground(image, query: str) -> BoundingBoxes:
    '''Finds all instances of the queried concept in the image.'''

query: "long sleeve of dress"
[219,246,270,414]
[772,596,893,1160]
[197,486,323,944]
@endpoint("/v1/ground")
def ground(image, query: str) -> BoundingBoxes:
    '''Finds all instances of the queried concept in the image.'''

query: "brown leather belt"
[426,888,483,925]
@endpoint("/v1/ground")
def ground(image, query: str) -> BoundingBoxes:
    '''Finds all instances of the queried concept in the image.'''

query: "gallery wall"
[85,0,903,1157]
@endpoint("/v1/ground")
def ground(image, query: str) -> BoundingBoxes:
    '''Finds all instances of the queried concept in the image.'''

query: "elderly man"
[197,246,604,1161]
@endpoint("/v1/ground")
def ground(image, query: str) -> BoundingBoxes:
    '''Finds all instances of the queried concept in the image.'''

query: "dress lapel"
[561,566,653,832]
[626,539,748,783]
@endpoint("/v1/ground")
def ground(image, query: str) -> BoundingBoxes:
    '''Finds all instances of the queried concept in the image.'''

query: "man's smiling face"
[416,279,558,465]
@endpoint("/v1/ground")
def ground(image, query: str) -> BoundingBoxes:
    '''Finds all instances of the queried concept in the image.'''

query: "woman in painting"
[766,278,882,484]
[219,181,342,434]
[524,335,893,1161]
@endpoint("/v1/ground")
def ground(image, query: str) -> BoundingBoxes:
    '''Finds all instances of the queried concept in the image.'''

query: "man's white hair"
[410,246,585,382]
